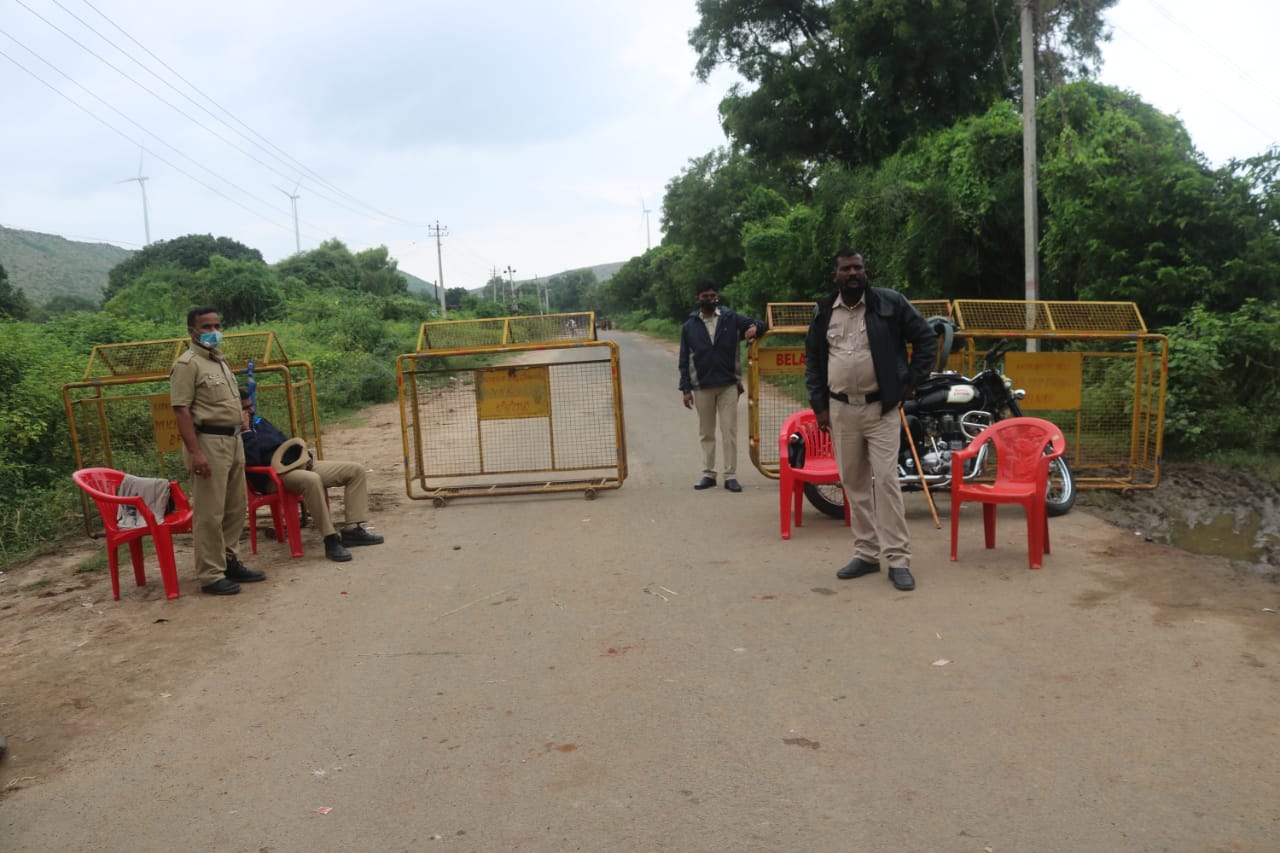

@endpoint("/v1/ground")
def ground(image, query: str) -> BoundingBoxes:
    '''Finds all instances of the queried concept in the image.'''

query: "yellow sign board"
[1004,352,1083,411]
[476,366,551,420]
[150,393,183,452]
[758,347,807,376]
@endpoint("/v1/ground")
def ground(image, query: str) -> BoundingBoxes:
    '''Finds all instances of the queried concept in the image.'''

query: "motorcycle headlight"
[1013,389,1027,400]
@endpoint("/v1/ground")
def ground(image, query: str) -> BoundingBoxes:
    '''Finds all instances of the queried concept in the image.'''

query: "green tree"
[354,246,409,297]
[445,287,471,310]
[548,269,598,313]
[273,239,360,291]
[105,234,263,300]
[190,256,284,326]
[661,147,801,287]
[691,0,1115,167]
[0,262,32,321]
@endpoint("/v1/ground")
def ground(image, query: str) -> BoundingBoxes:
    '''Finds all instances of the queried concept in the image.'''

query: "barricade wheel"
[432,497,447,508]
[584,488,597,500]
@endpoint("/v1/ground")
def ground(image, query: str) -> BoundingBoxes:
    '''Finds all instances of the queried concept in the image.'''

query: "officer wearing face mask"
[678,280,767,492]
[804,249,936,592]
[170,306,265,596]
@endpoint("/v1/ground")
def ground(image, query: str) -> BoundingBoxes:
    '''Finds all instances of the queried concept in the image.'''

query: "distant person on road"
[678,280,767,493]
[170,306,266,596]
[804,249,937,592]
[239,389,384,563]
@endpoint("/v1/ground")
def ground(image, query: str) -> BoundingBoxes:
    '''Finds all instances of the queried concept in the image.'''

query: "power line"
[0,45,317,242]
[71,0,427,228]
[0,26,323,238]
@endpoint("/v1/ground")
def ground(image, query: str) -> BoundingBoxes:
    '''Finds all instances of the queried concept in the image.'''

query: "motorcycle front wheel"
[803,482,847,519]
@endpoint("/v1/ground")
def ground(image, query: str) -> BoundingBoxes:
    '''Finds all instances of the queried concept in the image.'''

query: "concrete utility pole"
[491,266,499,303]
[641,198,652,250]
[503,265,517,310]
[429,221,448,317]
[1020,0,1040,352]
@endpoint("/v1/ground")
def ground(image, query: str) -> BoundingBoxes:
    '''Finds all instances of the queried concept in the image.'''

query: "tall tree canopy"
[105,234,263,300]
[691,0,1116,167]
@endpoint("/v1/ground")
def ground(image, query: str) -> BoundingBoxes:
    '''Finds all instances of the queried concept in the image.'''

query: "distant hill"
[467,261,626,296]
[0,225,612,308]
[0,226,134,306]
[399,268,439,300]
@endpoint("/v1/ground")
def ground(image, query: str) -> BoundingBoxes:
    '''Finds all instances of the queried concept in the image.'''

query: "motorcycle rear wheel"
[803,482,847,519]
[1045,457,1077,517]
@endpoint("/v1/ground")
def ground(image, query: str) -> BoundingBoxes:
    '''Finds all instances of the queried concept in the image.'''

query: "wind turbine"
[640,196,652,250]
[276,181,302,254]
[117,151,151,245]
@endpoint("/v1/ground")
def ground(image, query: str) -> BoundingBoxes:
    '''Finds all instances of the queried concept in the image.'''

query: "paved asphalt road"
[3,330,1278,851]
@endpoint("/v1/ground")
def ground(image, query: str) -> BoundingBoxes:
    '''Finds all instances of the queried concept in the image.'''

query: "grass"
[19,577,53,592]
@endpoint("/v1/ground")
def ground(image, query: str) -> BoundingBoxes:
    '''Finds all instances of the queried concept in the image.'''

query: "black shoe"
[693,477,717,490]
[225,557,266,583]
[837,558,881,580]
[888,567,916,591]
[325,534,353,562]
[201,578,241,595]
[724,479,742,493]
[341,525,384,547]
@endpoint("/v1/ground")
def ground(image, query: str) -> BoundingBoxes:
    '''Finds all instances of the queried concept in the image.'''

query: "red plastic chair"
[778,409,852,540]
[245,466,304,558]
[72,467,193,600]
[949,417,1066,569]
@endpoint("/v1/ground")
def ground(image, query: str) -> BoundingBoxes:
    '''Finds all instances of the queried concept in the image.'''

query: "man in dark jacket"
[678,280,767,492]
[239,389,384,562]
[804,249,937,591]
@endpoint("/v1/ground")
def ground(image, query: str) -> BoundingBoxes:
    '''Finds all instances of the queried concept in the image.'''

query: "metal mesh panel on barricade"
[398,340,625,502]
[417,313,595,351]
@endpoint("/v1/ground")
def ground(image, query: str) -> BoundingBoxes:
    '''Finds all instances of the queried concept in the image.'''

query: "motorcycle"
[802,331,1077,519]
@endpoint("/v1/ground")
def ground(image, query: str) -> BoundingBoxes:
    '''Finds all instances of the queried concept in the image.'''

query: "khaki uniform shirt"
[826,292,879,398]
[169,343,240,428]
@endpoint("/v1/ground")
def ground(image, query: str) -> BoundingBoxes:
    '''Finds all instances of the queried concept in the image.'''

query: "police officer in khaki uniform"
[804,250,937,592]
[170,306,266,595]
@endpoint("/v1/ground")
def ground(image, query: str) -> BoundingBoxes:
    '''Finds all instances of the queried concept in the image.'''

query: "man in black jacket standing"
[239,389,384,562]
[678,280,767,492]
[804,250,937,591]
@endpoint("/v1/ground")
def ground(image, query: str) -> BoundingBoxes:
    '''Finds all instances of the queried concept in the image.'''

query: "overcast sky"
[1,0,1277,294]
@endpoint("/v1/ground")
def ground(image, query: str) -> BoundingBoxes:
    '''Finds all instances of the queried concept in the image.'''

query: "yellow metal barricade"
[417,312,596,351]
[63,332,318,535]
[751,300,954,480]
[398,323,626,503]
[748,300,1167,491]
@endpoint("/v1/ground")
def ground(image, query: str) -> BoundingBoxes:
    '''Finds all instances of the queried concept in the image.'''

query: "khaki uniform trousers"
[693,383,739,478]
[186,432,246,585]
[829,399,912,568]
[279,459,369,538]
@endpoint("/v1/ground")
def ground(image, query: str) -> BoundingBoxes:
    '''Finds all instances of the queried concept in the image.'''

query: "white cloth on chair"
[117,475,171,529]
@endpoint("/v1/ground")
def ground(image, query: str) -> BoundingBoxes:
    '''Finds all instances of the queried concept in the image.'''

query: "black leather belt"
[830,390,881,404]
[196,424,237,436]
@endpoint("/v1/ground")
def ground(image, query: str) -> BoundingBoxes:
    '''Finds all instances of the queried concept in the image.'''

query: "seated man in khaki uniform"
[239,389,384,562]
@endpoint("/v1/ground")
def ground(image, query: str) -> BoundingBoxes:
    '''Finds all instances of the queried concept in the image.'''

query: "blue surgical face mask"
[198,330,223,348]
